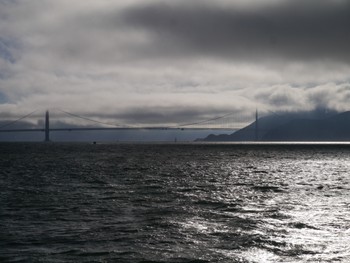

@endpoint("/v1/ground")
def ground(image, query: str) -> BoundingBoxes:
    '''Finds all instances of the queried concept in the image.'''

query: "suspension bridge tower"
[45,110,50,142]
[255,109,259,141]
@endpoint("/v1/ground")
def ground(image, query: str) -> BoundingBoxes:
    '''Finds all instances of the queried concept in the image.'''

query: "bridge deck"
[0,127,240,132]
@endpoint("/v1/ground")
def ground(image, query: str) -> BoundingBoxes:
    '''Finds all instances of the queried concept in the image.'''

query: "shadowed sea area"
[1,143,350,262]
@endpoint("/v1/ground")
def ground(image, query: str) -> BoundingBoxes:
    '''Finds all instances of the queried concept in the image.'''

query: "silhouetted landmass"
[198,110,350,141]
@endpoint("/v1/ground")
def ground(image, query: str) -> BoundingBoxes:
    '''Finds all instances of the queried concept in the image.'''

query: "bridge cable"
[59,109,242,129]
[0,110,38,130]
[58,110,132,128]
[176,112,238,128]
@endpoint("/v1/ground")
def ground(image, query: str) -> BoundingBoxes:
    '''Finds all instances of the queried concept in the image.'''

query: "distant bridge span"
[0,110,258,141]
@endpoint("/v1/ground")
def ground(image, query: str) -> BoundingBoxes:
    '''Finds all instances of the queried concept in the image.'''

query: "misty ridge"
[198,109,350,141]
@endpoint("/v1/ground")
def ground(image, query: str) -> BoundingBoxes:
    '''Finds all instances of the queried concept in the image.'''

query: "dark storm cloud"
[122,0,350,63]
[2,0,350,126]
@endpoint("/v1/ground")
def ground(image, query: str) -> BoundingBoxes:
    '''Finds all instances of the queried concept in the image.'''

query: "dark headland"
[197,110,350,142]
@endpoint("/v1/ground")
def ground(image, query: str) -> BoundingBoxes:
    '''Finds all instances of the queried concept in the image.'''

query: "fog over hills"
[198,110,350,141]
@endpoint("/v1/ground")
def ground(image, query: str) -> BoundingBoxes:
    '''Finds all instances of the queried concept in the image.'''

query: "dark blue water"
[1,143,350,262]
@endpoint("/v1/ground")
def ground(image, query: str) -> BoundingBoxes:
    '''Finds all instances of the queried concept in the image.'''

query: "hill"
[198,110,350,141]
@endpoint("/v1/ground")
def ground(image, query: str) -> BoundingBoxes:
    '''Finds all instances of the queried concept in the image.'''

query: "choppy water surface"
[1,143,350,262]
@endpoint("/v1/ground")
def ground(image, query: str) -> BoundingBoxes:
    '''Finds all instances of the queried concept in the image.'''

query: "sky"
[1,0,350,129]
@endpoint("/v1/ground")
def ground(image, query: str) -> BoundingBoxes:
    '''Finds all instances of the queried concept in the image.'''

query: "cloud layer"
[122,0,350,63]
[0,0,350,128]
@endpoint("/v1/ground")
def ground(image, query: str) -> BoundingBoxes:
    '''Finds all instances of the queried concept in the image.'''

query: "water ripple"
[1,143,350,262]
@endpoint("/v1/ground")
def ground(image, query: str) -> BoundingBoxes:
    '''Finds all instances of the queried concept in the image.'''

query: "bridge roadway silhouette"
[0,110,259,141]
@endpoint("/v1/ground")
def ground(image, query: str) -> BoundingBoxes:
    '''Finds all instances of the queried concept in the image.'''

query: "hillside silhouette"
[198,110,350,141]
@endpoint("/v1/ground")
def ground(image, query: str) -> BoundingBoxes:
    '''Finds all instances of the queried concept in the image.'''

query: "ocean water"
[1,143,350,263]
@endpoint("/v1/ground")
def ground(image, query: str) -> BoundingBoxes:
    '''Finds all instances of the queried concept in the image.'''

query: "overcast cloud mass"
[0,0,350,127]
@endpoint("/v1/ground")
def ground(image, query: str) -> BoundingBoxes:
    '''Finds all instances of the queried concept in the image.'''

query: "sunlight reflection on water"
[1,143,350,262]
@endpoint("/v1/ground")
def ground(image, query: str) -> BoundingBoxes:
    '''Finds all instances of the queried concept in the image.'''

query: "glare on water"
[1,143,350,262]
[172,151,350,262]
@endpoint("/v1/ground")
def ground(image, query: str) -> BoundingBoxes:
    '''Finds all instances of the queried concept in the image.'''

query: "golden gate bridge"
[0,109,260,141]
